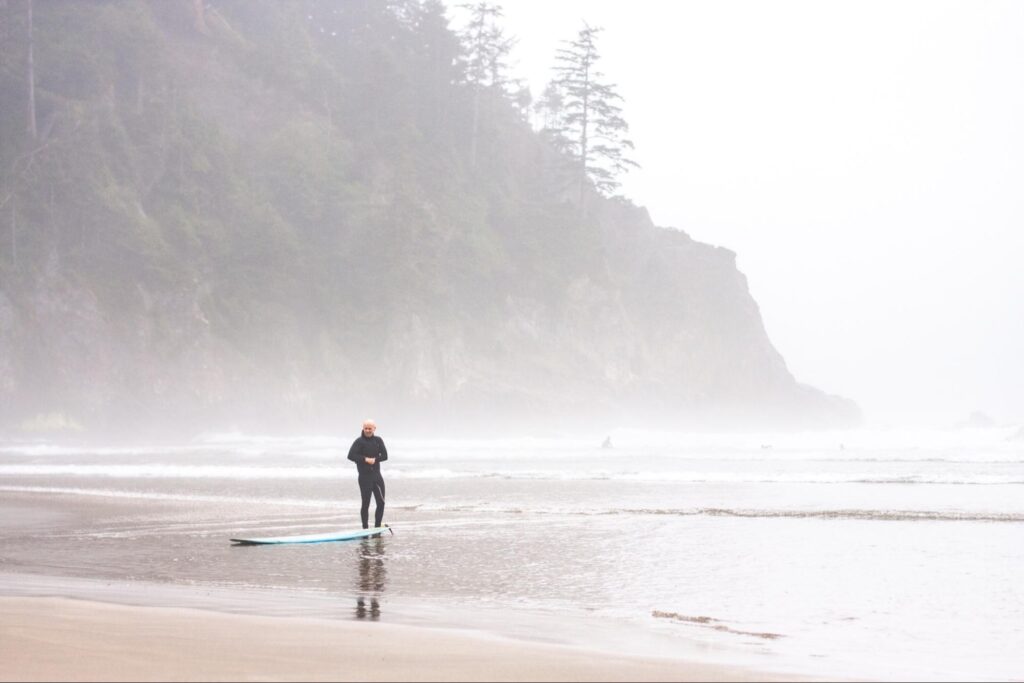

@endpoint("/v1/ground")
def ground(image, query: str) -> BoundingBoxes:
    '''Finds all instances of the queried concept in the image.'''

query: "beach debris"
[651,610,783,639]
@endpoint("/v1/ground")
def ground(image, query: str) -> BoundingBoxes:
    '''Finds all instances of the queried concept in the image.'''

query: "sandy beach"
[0,596,795,682]
[3,431,1020,681]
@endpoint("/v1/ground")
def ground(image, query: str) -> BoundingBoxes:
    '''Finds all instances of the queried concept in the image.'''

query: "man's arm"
[377,438,388,462]
[347,439,360,463]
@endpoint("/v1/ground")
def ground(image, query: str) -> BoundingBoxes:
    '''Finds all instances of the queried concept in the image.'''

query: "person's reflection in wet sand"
[355,535,386,620]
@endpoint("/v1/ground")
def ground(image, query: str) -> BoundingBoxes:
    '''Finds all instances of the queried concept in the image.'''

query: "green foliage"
[0,0,640,422]
[539,24,639,198]
[459,2,517,92]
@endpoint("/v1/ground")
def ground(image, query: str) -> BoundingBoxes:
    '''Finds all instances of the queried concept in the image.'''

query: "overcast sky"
[470,1,1024,428]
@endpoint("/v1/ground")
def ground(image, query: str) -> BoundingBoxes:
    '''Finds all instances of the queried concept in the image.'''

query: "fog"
[3,2,1021,437]
[492,0,1024,427]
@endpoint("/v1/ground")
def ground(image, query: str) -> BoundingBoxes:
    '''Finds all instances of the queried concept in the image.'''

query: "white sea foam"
[4,426,1021,462]
[0,485,334,507]
[1,462,1021,486]
[0,464,345,479]
[2,427,1023,682]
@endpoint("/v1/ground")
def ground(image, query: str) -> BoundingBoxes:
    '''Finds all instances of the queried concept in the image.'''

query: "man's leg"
[359,478,372,529]
[372,476,386,528]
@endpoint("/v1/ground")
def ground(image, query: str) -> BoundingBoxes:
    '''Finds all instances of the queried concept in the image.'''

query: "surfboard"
[230,525,392,545]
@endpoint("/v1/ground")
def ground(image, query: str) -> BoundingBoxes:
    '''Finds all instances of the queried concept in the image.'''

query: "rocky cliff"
[0,1,860,436]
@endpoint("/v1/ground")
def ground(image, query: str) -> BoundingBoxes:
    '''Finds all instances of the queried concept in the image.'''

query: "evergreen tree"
[402,0,464,142]
[540,23,638,200]
[457,1,518,166]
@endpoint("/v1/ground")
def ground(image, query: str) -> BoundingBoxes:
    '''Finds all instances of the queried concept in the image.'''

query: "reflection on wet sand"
[355,536,386,620]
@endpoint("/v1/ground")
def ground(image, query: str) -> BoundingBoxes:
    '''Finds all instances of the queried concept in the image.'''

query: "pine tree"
[540,23,638,200]
[458,2,518,166]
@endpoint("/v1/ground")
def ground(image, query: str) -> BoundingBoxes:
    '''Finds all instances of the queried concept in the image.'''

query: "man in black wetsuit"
[347,419,388,529]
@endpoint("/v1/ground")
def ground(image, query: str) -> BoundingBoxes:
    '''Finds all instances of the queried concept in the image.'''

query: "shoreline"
[0,594,806,682]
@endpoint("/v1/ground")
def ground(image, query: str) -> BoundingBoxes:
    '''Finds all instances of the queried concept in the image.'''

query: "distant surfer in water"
[347,419,388,529]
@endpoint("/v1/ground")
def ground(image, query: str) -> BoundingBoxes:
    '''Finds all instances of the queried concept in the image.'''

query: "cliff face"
[0,1,860,435]
[2,201,859,435]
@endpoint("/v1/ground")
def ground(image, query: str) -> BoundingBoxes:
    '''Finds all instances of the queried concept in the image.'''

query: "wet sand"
[0,596,800,682]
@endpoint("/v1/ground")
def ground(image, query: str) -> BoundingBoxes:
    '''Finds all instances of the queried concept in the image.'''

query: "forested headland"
[0,1,860,436]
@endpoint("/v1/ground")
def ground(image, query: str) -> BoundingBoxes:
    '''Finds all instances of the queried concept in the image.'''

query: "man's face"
[362,423,375,436]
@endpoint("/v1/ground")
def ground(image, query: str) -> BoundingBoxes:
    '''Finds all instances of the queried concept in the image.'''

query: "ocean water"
[1,427,1022,681]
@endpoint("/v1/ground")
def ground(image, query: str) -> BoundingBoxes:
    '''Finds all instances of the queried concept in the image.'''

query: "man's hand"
[364,457,376,465]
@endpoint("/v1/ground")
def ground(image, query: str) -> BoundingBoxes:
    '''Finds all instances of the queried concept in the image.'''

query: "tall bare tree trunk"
[577,71,589,211]
[135,73,145,115]
[469,86,480,168]
[10,197,17,268]
[191,0,209,34]
[26,0,37,139]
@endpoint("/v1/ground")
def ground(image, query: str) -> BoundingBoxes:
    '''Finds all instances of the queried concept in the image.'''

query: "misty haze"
[0,2,1021,682]
[0,0,865,439]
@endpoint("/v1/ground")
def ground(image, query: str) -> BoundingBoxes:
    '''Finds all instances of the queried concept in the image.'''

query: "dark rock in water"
[960,411,996,428]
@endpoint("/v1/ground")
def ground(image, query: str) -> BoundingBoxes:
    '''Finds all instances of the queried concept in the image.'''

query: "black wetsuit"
[347,434,388,529]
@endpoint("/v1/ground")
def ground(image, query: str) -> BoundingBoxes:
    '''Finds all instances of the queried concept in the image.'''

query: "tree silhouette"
[539,23,638,201]
[458,2,518,166]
